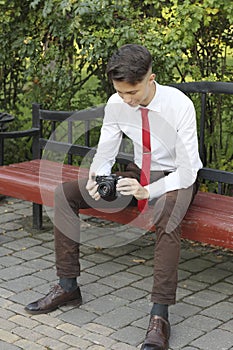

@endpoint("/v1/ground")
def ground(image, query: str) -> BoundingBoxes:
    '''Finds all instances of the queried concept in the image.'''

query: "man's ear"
[149,73,156,82]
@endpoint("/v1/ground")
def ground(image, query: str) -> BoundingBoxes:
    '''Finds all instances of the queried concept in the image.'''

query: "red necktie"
[138,108,151,212]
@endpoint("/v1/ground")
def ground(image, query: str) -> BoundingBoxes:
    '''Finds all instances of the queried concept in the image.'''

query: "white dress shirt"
[90,82,203,199]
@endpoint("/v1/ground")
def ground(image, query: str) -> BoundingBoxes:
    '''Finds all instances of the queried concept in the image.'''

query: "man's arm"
[145,101,202,199]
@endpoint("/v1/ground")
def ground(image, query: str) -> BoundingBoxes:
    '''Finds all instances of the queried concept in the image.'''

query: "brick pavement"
[0,197,232,350]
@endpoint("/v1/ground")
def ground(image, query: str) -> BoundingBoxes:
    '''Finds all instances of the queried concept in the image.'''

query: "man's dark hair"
[107,44,152,85]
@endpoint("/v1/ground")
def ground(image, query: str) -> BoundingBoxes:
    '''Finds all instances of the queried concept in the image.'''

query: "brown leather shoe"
[24,284,82,315]
[141,315,170,350]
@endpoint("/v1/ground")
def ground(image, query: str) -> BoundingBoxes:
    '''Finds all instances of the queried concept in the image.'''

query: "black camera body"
[96,174,122,199]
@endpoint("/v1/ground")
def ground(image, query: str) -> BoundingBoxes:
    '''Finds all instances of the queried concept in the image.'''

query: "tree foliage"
[1,0,232,111]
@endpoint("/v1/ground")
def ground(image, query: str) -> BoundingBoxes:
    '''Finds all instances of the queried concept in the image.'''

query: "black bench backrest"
[30,81,233,194]
[169,82,233,193]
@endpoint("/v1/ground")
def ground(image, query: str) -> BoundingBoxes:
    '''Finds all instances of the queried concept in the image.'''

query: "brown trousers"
[54,163,197,305]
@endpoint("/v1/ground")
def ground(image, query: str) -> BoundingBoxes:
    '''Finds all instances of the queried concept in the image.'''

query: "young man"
[25,44,202,350]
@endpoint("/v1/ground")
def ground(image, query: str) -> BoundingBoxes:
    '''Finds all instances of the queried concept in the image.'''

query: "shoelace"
[148,318,161,333]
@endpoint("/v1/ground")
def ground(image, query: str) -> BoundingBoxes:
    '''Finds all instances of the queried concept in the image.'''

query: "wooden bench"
[0,82,232,250]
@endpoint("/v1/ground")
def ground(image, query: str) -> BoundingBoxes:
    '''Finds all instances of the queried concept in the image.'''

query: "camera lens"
[97,182,113,197]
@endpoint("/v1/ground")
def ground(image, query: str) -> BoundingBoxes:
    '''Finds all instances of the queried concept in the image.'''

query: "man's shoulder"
[158,83,191,101]
[157,83,193,109]
[107,93,123,104]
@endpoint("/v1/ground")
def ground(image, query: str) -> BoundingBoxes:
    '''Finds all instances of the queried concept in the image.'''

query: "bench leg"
[33,203,43,229]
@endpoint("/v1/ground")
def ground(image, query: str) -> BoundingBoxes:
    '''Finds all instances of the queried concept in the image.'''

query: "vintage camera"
[96,174,122,199]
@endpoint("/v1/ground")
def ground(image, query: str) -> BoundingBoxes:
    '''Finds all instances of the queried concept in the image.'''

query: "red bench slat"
[0,160,232,250]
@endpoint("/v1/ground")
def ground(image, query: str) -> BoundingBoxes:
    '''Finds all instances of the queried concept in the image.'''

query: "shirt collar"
[136,81,161,113]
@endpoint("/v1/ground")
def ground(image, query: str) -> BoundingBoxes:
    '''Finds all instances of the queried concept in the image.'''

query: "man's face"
[112,72,155,108]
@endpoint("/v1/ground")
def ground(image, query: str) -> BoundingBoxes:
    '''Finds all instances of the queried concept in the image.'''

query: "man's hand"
[116,178,149,200]
[86,173,101,201]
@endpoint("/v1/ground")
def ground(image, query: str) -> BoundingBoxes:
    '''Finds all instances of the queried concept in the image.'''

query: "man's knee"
[54,182,79,205]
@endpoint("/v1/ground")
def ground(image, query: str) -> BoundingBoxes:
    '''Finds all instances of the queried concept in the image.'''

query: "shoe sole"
[24,297,82,315]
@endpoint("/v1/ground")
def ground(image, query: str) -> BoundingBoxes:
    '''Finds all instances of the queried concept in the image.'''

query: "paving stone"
[32,313,63,327]
[0,255,24,267]
[7,302,31,316]
[0,328,19,343]
[0,198,232,350]
[83,332,116,348]
[79,272,100,285]
[170,302,201,318]
[33,324,65,339]
[191,267,232,284]
[12,326,42,341]
[128,297,151,314]
[0,317,17,331]
[176,286,193,301]
[111,343,140,350]
[209,281,233,295]
[111,325,145,346]
[0,286,14,298]
[105,244,139,257]
[182,289,227,307]
[59,334,91,348]
[94,306,146,329]
[14,339,46,350]
[9,314,40,329]
[2,222,23,231]
[179,347,199,350]
[0,235,13,244]
[1,212,22,223]
[58,308,97,327]
[38,336,70,349]
[225,274,233,284]
[83,323,114,336]
[220,319,233,332]
[216,260,233,272]
[170,324,204,349]
[0,297,13,309]
[32,267,57,282]
[179,248,201,261]
[0,265,35,281]
[86,261,126,277]
[179,278,208,292]
[13,246,52,260]
[130,246,154,259]
[0,246,13,257]
[1,275,45,292]
[201,301,233,321]
[0,308,15,319]
[178,314,221,331]
[126,264,153,277]
[132,276,153,292]
[79,258,96,270]
[82,294,127,315]
[169,313,185,326]
[113,254,147,267]
[0,340,21,350]
[191,329,233,350]
[22,258,54,270]
[112,286,148,301]
[3,237,41,251]
[178,269,192,281]
[179,257,214,272]
[81,282,114,298]
[99,271,142,289]
[57,323,89,337]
